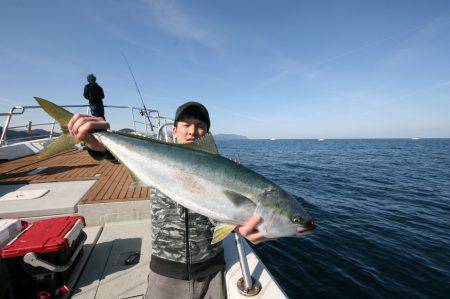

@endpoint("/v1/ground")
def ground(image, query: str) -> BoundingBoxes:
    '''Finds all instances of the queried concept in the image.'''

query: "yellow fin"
[34,97,78,158]
[39,134,79,158]
[181,133,219,154]
[34,97,74,134]
[212,222,236,244]
[127,167,147,187]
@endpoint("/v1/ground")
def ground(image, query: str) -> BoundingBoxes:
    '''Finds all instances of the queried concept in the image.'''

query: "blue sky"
[1,0,449,138]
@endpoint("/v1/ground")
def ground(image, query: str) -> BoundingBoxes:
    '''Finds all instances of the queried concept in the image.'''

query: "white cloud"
[144,0,222,50]
[76,5,161,54]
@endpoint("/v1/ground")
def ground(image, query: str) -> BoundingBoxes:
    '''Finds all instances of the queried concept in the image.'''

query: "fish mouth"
[297,218,315,234]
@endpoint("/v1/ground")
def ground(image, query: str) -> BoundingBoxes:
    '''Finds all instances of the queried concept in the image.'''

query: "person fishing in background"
[83,74,105,119]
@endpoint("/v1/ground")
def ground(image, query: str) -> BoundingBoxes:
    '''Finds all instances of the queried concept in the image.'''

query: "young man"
[68,101,269,299]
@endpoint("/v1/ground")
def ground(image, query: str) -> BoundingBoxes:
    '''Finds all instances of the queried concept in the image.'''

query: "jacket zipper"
[184,207,191,280]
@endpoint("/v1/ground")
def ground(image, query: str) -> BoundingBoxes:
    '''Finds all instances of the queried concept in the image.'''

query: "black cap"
[175,101,210,131]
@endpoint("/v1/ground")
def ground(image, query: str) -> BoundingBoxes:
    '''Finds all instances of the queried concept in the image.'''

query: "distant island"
[117,128,135,133]
[214,134,249,140]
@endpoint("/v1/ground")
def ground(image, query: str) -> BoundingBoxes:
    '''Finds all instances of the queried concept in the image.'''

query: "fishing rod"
[121,52,153,130]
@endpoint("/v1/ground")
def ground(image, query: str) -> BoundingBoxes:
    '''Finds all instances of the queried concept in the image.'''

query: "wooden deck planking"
[0,149,149,204]
[133,186,142,199]
[95,165,122,200]
[103,166,126,200]
[113,167,130,198]
[125,179,136,199]
[140,186,149,198]
[117,175,132,200]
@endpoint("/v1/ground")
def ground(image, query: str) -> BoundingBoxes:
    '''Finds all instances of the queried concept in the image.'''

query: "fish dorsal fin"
[112,131,158,142]
[181,133,219,154]
[223,190,256,207]
[212,222,236,244]
[111,131,219,155]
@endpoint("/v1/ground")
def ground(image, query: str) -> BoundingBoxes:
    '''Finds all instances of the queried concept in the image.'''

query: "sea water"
[217,139,450,299]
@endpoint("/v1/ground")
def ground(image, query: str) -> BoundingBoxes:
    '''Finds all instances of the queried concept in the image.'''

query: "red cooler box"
[1,219,28,299]
[0,216,86,296]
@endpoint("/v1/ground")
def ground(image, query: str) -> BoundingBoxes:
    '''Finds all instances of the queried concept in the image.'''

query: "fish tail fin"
[34,97,74,131]
[34,97,78,158]
[39,134,79,158]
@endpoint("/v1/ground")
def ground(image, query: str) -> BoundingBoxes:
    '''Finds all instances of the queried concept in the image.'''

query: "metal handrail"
[0,103,170,146]
[232,155,262,296]
[157,122,175,143]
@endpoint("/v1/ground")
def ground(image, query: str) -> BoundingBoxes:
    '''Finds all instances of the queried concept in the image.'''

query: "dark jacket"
[83,83,104,104]
[88,148,225,280]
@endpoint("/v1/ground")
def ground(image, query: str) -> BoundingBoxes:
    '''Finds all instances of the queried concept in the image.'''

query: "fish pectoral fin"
[128,170,147,188]
[180,133,219,154]
[223,190,255,207]
[121,165,147,188]
[212,223,236,244]
[39,134,79,158]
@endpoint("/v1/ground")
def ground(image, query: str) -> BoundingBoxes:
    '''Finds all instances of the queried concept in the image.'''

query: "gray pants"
[145,269,226,299]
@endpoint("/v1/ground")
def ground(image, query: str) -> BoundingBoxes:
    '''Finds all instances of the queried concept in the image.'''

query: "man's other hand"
[68,114,109,152]
[235,215,275,245]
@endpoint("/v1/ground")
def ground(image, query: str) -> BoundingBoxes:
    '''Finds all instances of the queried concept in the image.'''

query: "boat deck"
[0,149,149,204]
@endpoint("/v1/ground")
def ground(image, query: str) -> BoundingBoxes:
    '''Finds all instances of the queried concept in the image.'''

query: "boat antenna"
[121,51,153,130]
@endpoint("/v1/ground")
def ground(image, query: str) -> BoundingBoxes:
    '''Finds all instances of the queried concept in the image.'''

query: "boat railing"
[0,104,173,146]
[231,154,262,296]
[157,121,175,142]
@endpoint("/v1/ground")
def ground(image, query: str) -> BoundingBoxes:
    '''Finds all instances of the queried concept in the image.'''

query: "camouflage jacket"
[88,148,225,280]
[149,188,225,279]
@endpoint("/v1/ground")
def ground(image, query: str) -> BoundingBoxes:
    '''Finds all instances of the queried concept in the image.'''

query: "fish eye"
[291,215,301,224]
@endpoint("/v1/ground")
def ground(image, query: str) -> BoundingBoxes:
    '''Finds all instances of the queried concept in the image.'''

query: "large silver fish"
[36,97,315,243]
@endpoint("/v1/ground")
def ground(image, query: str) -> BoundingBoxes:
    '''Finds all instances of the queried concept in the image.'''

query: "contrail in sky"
[386,80,450,104]
[312,26,422,69]
[209,104,265,122]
